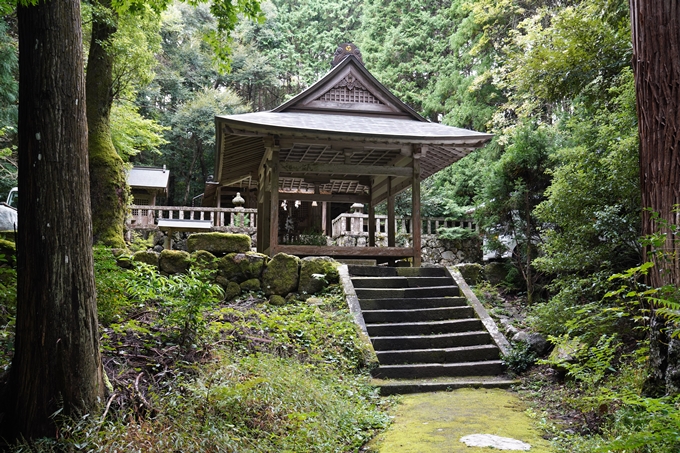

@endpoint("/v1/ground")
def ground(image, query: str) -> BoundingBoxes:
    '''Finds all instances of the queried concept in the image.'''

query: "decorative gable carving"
[316,73,384,105]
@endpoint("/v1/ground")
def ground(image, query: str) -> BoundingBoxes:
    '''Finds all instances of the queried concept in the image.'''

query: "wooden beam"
[272,245,414,258]
[368,184,376,247]
[412,156,422,267]
[387,177,395,248]
[278,193,370,203]
[269,151,280,256]
[279,161,413,177]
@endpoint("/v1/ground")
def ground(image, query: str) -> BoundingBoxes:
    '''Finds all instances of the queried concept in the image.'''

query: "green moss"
[269,294,286,306]
[455,263,483,285]
[366,389,552,453]
[0,238,15,266]
[218,252,268,283]
[159,250,190,274]
[192,250,218,270]
[89,122,127,248]
[187,232,251,255]
[240,278,261,292]
[298,256,339,295]
[224,281,241,301]
[132,250,159,268]
[262,253,300,296]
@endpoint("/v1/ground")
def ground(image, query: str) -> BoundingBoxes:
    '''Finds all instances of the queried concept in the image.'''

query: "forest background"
[1,0,677,451]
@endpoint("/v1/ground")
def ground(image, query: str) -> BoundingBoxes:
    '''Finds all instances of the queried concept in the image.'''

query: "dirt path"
[366,388,553,452]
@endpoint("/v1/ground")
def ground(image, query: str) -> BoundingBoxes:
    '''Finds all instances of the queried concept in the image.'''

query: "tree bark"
[2,0,104,439]
[86,0,127,247]
[629,0,680,396]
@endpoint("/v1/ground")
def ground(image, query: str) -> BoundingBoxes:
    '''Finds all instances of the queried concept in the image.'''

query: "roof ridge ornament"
[332,43,363,67]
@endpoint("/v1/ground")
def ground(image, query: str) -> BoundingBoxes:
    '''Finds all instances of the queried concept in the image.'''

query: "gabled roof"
[128,166,170,191]
[273,55,425,121]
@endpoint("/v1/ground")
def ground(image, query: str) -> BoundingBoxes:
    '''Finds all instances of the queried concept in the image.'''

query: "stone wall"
[127,227,258,252]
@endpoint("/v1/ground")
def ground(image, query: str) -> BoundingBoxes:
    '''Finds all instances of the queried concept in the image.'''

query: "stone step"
[372,376,519,395]
[359,296,468,310]
[351,276,453,289]
[354,285,459,300]
[347,265,448,278]
[371,331,493,351]
[375,344,500,365]
[366,317,482,335]
[372,360,505,379]
[363,307,475,324]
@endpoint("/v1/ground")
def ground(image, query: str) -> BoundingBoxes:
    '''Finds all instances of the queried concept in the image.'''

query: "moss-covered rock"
[192,250,218,270]
[218,252,268,283]
[224,281,241,301]
[132,250,159,268]
[454,263,483,285]
[269,294,286,306]
[262,252,300,296]
[240,278,261,292]
[484,261,511,285]
[0,238,16,266]
[159,250,191,274]
[187,232,251,256]
[298,256,339,295]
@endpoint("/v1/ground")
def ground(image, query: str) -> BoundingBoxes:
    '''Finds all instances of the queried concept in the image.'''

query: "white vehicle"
[0,187,17,230]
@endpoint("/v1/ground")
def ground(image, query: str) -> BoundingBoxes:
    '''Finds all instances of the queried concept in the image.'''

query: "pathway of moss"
[366,389,553,452]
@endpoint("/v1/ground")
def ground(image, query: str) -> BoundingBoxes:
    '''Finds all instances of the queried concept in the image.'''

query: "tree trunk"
[629,0,680,396]
[86,0,127,247]
[2,0,104,439]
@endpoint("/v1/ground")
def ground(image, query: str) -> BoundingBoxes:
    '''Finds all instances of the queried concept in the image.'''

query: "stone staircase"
[345,265,515,394]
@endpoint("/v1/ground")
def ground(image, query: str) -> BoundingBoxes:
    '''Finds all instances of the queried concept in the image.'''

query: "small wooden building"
[206,44,492,265]
[128,166,170,206]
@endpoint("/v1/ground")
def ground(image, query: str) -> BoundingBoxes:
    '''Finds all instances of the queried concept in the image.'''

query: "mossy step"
[371,331,493,351]
[366,317,482,335]
[347,266,448,278]
[351,276,454,289]
[372,376,519,395]
[363,307,476,324]
[354,285,459,299]
[372,360,505,379]
[359,296,468,310]
[375,344,500,365]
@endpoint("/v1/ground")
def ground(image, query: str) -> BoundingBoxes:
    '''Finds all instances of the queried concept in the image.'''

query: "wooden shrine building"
[207,44,492,265]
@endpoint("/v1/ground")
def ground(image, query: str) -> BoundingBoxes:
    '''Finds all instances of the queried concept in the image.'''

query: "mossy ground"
[365,389,552,453]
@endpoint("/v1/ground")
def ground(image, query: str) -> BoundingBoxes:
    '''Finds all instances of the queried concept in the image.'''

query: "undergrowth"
[1,247,389,452]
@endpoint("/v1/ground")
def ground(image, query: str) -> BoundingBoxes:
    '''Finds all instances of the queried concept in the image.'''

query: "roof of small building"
[128,166,170,191]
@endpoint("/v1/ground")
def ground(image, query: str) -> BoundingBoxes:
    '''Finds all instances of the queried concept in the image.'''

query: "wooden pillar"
[269,149,280,256]
[368,184,376,247]
[322,201,328,235]
[325,202,332,237]
[387,176,395,247]
[412,154,422,267]
[216,186,222,226]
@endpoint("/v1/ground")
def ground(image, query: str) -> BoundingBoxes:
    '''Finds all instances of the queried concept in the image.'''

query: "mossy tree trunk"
[86,0,127,248]
[3,0,105,439]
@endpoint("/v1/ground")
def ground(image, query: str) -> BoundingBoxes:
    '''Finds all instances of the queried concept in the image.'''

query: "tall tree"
[2,0,104,439]
[629,0,680,396]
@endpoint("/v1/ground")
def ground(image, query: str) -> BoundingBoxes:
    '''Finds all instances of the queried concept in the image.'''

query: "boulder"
[298,256,339,295]
[269,295,286,306]
[455,263,483,285]
[191,250,218,270]
[484,261,511,285]
[240,278,261,292]
[218,252,268,283]
[223,281,241,301]
[132,250,159,268]
[186,232,251,256]
[262,252,300,296]
[512,331,551,356]
[159,250,191,274]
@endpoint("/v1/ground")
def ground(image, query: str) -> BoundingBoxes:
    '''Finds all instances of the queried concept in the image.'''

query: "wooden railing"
[331,213,476,238]
[127,205,257,230]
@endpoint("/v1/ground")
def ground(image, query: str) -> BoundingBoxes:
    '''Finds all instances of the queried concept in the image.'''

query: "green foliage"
[502,340,536,374]
[437,226,478,241]
[94,247,134,326]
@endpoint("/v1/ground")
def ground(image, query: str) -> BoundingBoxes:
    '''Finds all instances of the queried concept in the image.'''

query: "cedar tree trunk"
[2,0,105,439]
[86,0,127,247]
[630,0,680,396]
